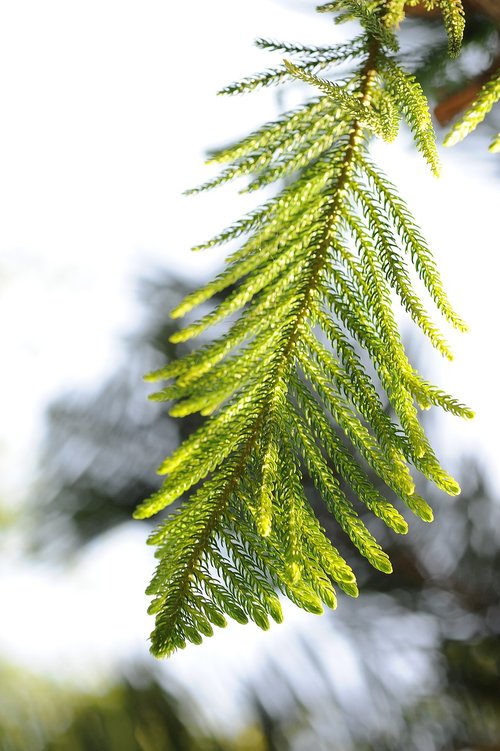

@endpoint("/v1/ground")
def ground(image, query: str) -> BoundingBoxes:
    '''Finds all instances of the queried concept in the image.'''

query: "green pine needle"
[137,0,473,658]
[444,69,500,148]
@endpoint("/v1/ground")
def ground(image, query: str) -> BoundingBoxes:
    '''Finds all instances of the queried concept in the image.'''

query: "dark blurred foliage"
[0,662,270,751]
[26,270,500,750]
[40,677,257,751]
[32,275,200,548]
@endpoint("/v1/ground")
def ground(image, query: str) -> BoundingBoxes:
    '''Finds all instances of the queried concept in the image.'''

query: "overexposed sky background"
[0,0,498,726]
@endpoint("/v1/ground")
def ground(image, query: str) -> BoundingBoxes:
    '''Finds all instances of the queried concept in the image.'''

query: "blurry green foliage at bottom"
[0,665,267,751]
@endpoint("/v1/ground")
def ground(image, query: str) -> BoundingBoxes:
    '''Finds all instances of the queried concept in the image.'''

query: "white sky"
[0,0,499,724]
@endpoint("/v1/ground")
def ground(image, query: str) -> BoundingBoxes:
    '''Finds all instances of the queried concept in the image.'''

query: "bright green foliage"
[444,68,500,151]
[381,60,441,174]
[383,0,407,29]
[490,132,500,153]
[435,0,465,57]
[137,0,473,658]
[218,37,365,96]
[405,0,465,57]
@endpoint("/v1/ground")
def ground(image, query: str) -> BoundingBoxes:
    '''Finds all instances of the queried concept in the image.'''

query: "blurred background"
[0,1,499,749]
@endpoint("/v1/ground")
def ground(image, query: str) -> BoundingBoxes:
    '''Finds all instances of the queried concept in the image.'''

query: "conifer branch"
[138,0,473,657]
[444,67,500,150]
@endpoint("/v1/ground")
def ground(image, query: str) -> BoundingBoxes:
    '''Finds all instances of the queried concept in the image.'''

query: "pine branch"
[138,0,473,657]
[444,67,500,150]
[405,0,465,57]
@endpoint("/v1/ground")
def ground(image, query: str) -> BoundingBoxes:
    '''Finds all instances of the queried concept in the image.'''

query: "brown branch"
[404,3,440,18]
[465,0,500,26]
